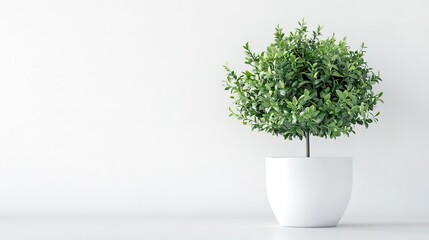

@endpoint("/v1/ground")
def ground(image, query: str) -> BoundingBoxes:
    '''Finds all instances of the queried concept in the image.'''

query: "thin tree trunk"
[305,132,310,158]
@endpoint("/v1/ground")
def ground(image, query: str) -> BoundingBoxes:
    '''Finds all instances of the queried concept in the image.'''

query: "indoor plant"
[224,20,383,227]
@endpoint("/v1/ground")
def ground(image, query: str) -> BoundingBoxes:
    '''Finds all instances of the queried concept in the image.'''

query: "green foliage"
[224,20,383,140]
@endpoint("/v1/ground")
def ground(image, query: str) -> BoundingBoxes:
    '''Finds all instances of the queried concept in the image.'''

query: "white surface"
[0,217,428,240]
[0,0,429,217]
[266,157,352,227]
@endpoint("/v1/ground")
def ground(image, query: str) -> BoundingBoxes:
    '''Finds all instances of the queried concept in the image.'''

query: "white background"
[0,0,428,217]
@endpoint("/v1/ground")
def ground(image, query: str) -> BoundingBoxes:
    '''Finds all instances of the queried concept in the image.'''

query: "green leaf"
[298,81,310,88]
[292,96,298,105]
[332,72,343,77]
[324,93,331,102]
[244,42,249,50]
[336,90,343,99]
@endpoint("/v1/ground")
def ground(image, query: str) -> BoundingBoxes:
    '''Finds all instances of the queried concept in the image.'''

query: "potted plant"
[224,20,383,227]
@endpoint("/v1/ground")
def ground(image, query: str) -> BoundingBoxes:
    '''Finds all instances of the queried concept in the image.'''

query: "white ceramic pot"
[266,157,352,227]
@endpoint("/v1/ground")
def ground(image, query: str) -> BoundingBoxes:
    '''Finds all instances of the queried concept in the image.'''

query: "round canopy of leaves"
[224,21,383,140]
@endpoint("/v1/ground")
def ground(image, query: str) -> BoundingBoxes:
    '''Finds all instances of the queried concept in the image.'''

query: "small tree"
[224,20,383,157]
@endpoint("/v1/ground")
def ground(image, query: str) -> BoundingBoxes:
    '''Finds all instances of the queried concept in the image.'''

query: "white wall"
[0,0,428,217]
